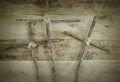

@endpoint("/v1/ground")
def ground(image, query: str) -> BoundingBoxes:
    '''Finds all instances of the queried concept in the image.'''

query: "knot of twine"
[28,41,37,49]
[44,16,51,24]
[86,37,91,46]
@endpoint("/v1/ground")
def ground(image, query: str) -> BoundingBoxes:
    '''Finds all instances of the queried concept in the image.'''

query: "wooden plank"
[53,39,83,60]
[55,61,76,82]
[78,60,120,82]
[0,16,46,39]
[0,39,120,60]
[91,15,120,39]
[0,61,52,82]
[2,14,120,40]
[0,15,81,40]
[0,39,82,61]
[0,60,120,82]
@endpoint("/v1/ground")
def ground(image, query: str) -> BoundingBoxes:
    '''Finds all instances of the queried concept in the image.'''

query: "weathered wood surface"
[78,60,120,82]
[0,0,119,16]
[0,15,120,40]
[0,61,52,82]
[0,1,120,82]
[0,0,45,15]
[0,14,120,60]
[0,60,120,82]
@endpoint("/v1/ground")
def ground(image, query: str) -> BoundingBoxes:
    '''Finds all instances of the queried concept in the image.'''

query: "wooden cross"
[74,16,98,82]
[63,16,110,82]
[40,18,80,82]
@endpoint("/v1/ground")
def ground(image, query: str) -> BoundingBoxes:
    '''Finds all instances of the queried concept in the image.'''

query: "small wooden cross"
[68,16,110,82]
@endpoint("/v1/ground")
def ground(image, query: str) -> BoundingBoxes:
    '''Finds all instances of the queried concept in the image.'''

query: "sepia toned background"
[0,0,120,82]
